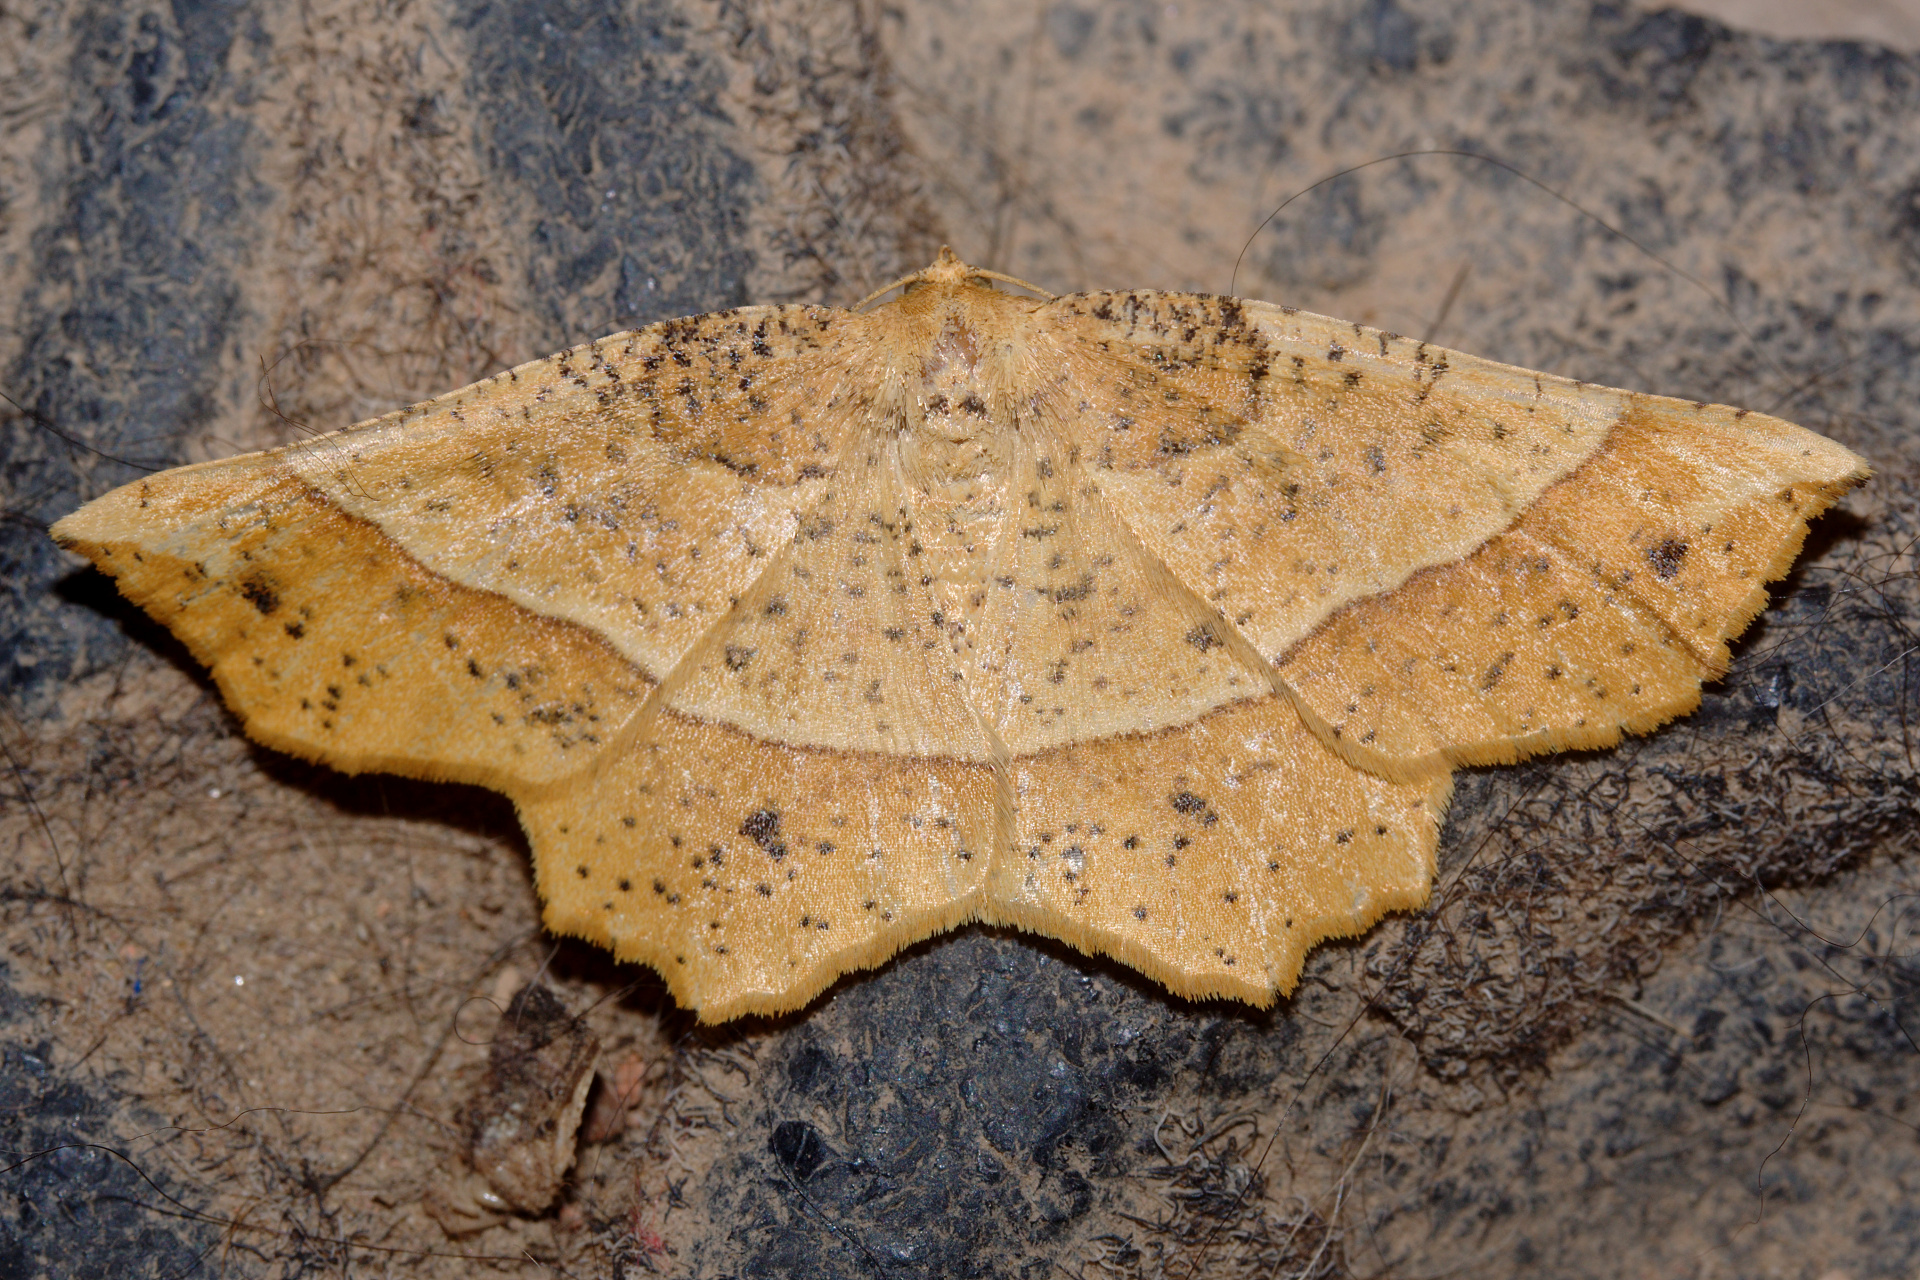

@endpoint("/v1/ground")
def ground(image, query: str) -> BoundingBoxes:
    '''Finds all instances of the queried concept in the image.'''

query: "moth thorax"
[900,322,1013,487]
[898,392,1011,490]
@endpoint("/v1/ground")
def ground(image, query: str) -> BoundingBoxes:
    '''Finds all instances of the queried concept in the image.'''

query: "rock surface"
[1,1,1914,1276]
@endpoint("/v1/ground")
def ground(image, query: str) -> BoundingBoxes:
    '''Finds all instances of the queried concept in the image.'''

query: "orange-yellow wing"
[1047,292,1868,782]
[49,305,868,791]
[53,262,1869,1021]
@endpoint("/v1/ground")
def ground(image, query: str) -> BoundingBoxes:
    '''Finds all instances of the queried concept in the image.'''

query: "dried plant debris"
[425,982,598,1234]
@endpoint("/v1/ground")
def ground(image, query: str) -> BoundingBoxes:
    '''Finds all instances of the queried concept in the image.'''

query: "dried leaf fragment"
[461,983,597,1219]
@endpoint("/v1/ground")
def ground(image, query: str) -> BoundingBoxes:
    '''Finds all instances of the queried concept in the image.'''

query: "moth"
[52,250,1868,1020]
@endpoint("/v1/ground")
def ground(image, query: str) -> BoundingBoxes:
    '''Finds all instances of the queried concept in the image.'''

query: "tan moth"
[51,251,1868,1020]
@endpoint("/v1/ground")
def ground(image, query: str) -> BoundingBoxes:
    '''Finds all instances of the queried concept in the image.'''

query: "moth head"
[854,247,1055,313]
